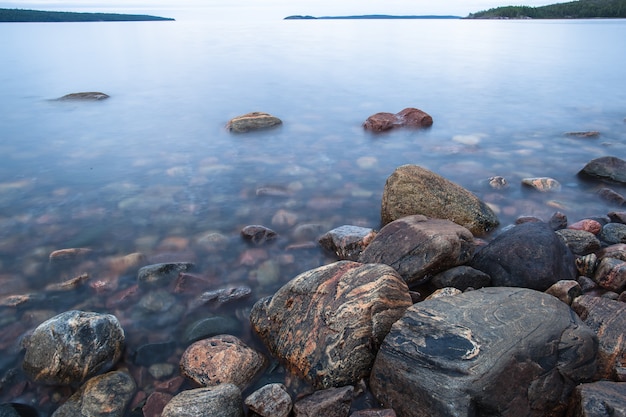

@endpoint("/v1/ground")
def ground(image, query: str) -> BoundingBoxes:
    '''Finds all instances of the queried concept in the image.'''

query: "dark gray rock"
[370,287,598,417]
[470,221,577,291]
[578,156,626,184]
[226,112,282,133]
[430,265,491,290]
[556,229,601,255]
[22,310,125,385]
[250,261,412,389]
[58,92,109,101]
[137,262,194,288]
[183,316,241,344]
[566,380,626,417]
[241,225,278,245]
[132,340,176,366]
[293,386,353,417]
[358,215,475,286]
[244,383,292,417]
[160,384,244,417]
[599,223,626,245]
[51,371,136,417]
[380,164,499,236]
[593,257,626,293]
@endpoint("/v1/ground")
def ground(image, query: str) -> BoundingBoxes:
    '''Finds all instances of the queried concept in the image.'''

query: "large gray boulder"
[370,287,598,417]
[380,165,498,236]
[358,215,475,286]
[22,310,125,385]
[250,261,412,389]
[470,221,577,291]
[578,156,626,184]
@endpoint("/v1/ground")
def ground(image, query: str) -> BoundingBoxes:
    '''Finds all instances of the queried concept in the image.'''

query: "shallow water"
[0,12,625,413]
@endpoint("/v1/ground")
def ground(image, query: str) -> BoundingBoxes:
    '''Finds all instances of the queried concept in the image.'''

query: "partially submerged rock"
[370,287,598,417]
[57,92,110,101]
[380,164,499,235]
[578,156,626,184]
[363,107,433,132]
[226,112,282,133]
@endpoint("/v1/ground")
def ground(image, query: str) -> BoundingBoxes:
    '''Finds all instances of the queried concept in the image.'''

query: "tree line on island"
[467,0,626,18]
[0,8,174,22]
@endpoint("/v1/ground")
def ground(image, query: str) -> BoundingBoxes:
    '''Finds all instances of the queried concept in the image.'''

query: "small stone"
[227,112,282,133]
[44,273,90,292]
[608,211,626,224]
[555,229,601,255]
[598,244,626,262]
[137,262,194,288]
[132,340,176,366]
[430,265,491,291]
[48,248,93,263]
[183,316,241,344]
[598,188,626,206]
[271,209,298,227]
[425,287,462,300]
[161,384,244,417]
[600,223,626,245]
[593,257,626,293]
[579,156,626,184]
[521,177,561,192]
[244,383,292,417]
[568,219,603,235]
[487,176,508,189]
[142,392,173,417]
[180,335,265,389]
[58,92,109,101]
[148,363,176,380]
[363,108,432,132]
[241,225,278,245]
[318,225,377,261]
[545,279,582,305]
[564,131,600,137]
[293,386,354,417]
[549,211,569,230]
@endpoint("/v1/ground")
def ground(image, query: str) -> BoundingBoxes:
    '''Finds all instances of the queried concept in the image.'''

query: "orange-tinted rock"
[180,335,265,389]
[572,295,626,380]
[250,261,412,389]
[593,257,626,293]
[521,177,562,192]
[568,219,603,235]
[363,108,432,132]
[545,279,582,305]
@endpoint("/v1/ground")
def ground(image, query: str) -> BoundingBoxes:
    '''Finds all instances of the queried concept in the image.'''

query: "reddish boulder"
[363,108,432,132]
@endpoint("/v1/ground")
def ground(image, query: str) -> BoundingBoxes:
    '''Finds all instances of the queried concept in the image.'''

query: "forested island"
[0,8,174,22]
[467,0,626,18]
[284,15,461,19]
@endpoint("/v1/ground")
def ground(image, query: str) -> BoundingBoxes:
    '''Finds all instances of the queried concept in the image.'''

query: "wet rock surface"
[160,384,243,417]
[22,310,125,385]
[380,164,499,235]
[244,383,292,417]
[318,225,377,261]
[566,380,626,417]
[57,92,110,101]
[470,221,577,290]
[363,107,433,132]
[578,156,626,184]
[358,215,475,286]
[226,112,282,132]
[250,261,412,389]
[370,287,598,417]
[293,385,354,417]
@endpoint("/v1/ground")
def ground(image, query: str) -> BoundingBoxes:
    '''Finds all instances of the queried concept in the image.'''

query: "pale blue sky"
[0,0,556,18]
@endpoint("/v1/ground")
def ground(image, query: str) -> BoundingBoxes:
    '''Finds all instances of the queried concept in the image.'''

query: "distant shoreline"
[284,15,461,20]
[0,8,175,22]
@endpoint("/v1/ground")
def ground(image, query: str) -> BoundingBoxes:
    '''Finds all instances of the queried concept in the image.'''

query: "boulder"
[358,215,475,286]
[160,384,243,417]
[226,112,282,133]
[363,108,433,132]
[370,287,598,417]
[380,165,498,235]
[470,221,577,291]
[566,381,626,417]
[22,310,125,385]
[50,371,136,417]
[249,261,412,389]
[555,229,601,255]
[578,156,626,184]
[180,335,265,390]
[572,295,626,380]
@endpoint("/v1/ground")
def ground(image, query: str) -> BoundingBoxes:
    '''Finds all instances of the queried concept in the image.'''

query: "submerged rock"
[380,164,499,235]
[370,287,598,417]
[363,107,433,132]
[57,92,110,101]
[578,156,626,184]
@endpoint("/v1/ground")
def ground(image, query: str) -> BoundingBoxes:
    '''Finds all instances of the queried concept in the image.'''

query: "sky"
[0,0,557,18]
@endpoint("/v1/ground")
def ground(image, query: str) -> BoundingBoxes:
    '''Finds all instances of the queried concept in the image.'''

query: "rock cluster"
[8,155,626,417]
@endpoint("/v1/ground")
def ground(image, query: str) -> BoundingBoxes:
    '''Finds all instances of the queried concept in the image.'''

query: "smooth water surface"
[0,12,625,413]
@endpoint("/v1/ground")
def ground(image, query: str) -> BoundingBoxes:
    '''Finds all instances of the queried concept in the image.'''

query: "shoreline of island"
[0,8,174,22]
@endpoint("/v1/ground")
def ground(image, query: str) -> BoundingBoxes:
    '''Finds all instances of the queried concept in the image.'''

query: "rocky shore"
[1,101,625,416]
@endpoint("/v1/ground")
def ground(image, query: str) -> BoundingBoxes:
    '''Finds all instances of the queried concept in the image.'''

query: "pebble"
[521,177,562,192]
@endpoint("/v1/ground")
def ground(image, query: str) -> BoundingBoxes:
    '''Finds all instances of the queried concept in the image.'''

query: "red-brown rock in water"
[363,108,433,132]
[249,261,412,389]
[370,287,598,417]
[358,215,475,287]
[572,295,626,380]
[180,335,265,389]
[380,164,499,235]
[566,380,626,416]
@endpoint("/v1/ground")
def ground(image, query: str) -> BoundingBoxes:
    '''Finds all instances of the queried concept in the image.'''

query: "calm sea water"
[0,11,625,413]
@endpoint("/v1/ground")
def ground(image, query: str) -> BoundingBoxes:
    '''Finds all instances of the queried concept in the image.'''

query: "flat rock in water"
[358,215,475,286]
[470,221,577,291]
[22,310,125,385]
[380,164,499,235]
[180,335,265,390]
[250,261,412,389]
[363,107,433,132]
[160,384,243,417]
[572,294,626,380]
[567,381,626,417]
[370,287,598,417]
[57,92,109,101]
[226,112,282,133]
[137,262,194,288]
[50,371,136,417]
[578,156,626,184]
[521,177,561,192]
